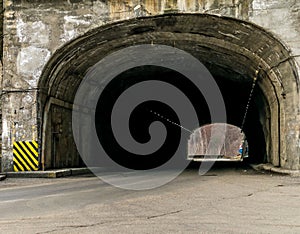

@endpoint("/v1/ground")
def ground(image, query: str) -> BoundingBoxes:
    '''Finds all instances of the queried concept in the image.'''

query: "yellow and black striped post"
[13,141,39,171]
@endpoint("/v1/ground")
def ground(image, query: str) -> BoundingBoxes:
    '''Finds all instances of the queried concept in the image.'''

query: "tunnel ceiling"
[39,14,298,104]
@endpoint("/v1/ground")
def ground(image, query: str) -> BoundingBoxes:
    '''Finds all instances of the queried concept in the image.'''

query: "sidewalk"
[2,168,92,179]
[250,163,300,177]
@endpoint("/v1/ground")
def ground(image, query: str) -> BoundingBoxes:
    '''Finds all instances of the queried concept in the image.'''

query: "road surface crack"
[36,221,113,233]
[147,210,182,219]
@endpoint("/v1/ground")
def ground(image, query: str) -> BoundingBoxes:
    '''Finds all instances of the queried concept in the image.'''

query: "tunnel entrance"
[38,14,299,170]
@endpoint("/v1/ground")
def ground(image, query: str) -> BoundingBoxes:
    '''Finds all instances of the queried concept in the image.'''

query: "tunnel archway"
[38,14,300,170]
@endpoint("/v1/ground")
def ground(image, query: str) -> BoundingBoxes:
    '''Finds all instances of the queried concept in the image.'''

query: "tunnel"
[38,14,299,170]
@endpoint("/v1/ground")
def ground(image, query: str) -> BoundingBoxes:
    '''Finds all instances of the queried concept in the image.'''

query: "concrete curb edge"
[4,168,93,178]
[250,163,300,177]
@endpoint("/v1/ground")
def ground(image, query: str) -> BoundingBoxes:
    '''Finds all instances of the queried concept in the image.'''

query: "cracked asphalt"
[0,164,299,233]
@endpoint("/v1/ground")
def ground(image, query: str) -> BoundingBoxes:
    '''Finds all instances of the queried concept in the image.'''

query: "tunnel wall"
[1,0,300,171]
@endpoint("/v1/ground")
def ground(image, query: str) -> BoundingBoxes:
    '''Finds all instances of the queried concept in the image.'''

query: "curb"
[4,168,93,178]
[0,174,7,181]
[250,164,300,177]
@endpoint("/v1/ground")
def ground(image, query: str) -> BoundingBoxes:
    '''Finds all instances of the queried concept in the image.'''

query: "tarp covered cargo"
[187,123,248,161]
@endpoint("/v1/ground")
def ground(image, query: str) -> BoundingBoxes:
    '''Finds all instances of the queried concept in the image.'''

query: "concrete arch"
[38,13,300,170]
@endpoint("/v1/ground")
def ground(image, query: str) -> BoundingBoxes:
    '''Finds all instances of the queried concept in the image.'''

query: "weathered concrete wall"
[1,0,300,171]
[249,0,300,170]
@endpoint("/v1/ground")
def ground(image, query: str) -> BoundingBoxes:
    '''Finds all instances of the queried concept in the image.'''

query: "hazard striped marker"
[13,141,39,171]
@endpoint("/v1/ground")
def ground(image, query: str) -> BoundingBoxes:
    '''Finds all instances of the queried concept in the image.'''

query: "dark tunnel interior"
[95,65,266,170]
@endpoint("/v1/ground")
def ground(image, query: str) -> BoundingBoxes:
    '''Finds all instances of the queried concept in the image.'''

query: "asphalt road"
[0,164,299,233]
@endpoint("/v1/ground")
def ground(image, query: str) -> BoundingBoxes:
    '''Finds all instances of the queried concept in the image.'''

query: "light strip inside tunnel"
[149,110,193,133]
